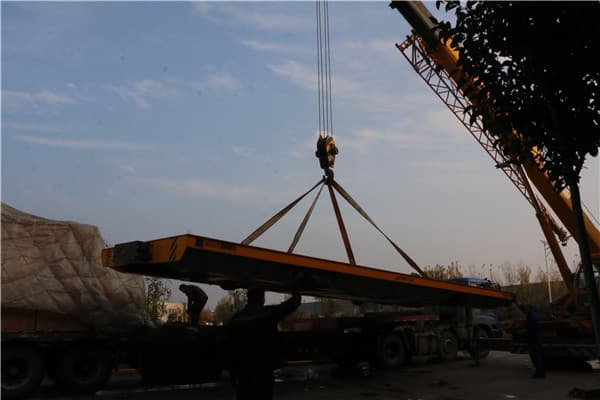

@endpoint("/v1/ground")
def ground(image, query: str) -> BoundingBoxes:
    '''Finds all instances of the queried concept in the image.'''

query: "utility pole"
[541,240,552,303]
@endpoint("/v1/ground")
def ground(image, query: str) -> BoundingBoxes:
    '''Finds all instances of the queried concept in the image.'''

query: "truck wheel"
[376,333,406,369]
[439,330,458,362]
[469,327,490,360]
[53,346,113,395]
[2,345,44,399]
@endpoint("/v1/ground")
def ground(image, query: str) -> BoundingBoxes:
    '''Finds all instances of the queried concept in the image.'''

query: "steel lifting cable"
[316,0,333,138]
[324,0,334,138]
[315,0,338,180]
[316,0,324,139]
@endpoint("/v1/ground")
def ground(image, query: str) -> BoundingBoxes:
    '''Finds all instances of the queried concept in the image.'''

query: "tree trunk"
[569,181,600,357]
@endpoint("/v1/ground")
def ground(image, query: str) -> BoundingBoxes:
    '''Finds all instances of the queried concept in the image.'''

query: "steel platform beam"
[102,234,514,308]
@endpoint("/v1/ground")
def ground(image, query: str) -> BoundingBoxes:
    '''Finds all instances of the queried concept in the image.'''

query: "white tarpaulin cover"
[1,203,148,331]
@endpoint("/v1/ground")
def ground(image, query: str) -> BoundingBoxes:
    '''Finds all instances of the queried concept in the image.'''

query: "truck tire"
[53,345,113,395]
[469,326,490,360]
[2,345,44,400]
[439,330,458,362]
[376,333,406,369]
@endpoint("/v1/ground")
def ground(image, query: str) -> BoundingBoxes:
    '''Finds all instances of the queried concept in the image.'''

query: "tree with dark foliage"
[145,277,171,323]
[436,1,600,351]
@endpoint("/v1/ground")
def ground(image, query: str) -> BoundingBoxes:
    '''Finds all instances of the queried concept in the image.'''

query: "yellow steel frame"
[103,234,515,304]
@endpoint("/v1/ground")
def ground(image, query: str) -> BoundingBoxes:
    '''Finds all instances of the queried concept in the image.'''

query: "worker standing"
[521,303,545,379]
[179,284,208,327]
[228,289,301,400]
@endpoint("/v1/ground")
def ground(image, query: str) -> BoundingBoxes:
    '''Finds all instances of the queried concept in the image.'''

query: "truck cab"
[446,277,504,340]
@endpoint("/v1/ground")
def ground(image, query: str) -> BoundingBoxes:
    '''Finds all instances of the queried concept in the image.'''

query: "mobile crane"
[389,1,599,360]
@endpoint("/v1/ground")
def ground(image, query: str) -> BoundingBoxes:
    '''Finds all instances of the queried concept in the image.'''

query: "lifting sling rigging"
[241,1,425,278]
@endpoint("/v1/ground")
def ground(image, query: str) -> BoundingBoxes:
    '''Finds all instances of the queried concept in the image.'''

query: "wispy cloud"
[420,108,469,142]
[335,37,400,62]
[155,178,264,201]
[2,90,75,109]
[337,109,464,152]
[193,71,243,92]
[118,163,137,174]
[267,60,401,112]
[232,146,274,166]
[342,128,429,152]
[233,146,255,158]
[407,158,497,187]
[15,135,147,151]
[241,39,294,53]
[192,3,309,31]
[339,39,398,56]
[336,39,403,73]
[3,121,65,133]
[105,80,177,109]
[267,61,318,91]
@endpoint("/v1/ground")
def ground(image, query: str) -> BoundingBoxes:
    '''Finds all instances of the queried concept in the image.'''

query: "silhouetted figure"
[179,284,208,327]
[522,304,545,378]
[228,289,301,400]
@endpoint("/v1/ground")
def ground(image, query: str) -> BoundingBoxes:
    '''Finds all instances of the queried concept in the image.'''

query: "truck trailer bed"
[102,234,514,308]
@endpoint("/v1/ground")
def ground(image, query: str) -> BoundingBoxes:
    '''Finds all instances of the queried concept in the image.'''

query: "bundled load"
[1,203,148,332]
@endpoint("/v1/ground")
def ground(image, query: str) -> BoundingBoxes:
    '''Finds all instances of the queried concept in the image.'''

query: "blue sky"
[2,1,599,307]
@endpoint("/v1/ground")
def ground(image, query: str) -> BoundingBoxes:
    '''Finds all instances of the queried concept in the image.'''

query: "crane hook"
[315,135,338,184]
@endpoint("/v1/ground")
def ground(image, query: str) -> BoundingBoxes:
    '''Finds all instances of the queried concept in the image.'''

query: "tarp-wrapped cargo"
[1,203,148,332]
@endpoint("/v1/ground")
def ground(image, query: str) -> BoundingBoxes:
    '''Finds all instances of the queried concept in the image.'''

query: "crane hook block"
[315,136,339,170]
